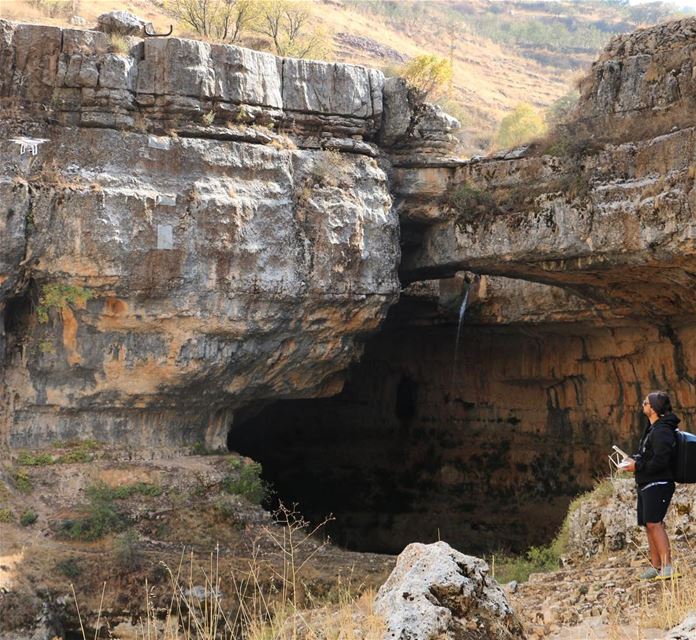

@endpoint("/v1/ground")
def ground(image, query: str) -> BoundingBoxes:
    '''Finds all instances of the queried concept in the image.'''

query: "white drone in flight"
[10,137,49,155]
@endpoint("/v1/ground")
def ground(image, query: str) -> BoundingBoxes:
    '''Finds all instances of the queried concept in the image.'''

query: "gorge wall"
[0,20,426,450]
[4,15,696,555]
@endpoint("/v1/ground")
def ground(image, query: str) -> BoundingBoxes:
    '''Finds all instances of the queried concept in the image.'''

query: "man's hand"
[619,457,636,472]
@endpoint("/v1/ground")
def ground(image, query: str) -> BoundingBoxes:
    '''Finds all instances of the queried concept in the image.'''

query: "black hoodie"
[633,413,680,485]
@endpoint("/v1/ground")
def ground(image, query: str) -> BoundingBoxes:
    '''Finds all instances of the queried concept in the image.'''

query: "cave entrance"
[227,372,423,555]
[1,285,34,364]
[227,299,618,556]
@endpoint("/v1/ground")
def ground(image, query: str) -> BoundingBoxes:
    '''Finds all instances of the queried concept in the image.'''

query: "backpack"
[672,430,696,483]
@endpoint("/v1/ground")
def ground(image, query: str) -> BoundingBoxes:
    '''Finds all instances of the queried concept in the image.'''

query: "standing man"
[623,391,679,580]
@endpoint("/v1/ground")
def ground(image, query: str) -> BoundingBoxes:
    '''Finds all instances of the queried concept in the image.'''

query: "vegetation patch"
[36,283,93,323]
[114,530,145,571]
[400,54,452,101]
[223,459,270,505]
[20,510,38,527]
[56,556,82,579]
[494,103,547,150]
[17,450,55,466]
[449,182,500,228]
[108,34,130,55]
[190,441,225,456]
[11,470,32,493]
[0,507,14,523]
[55,439,99,464]
[56,481,161,541]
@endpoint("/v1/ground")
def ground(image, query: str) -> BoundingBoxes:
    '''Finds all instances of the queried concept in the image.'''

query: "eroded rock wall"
[0,21,407,451]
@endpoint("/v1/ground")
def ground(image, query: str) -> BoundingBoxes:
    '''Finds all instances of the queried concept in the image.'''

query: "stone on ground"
[374,541,524,639]
[666,612,696,640]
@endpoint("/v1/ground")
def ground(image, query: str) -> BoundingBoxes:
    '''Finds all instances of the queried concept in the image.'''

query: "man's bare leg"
[646,522,671,568]
[646,525,659,569]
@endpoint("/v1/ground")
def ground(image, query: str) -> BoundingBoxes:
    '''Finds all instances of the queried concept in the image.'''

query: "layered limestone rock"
[0,20,405,450]
[5,12,696,565]
[0,21,384,139]
[400,128,696,318]
[575,17,696,129]
[396,20,696,320]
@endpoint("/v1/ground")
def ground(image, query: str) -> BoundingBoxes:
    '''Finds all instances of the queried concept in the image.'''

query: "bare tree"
[167,0,255,42]
[254,0,328,58]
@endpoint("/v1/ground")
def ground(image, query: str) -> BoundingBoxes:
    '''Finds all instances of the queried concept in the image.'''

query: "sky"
[629,0,696,9]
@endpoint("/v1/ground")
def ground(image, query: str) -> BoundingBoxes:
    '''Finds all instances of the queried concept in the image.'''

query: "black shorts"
[637,481,675,526]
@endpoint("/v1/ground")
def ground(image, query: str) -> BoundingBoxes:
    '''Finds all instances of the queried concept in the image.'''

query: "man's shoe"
[639,566,659,580]
[655,565,681,580]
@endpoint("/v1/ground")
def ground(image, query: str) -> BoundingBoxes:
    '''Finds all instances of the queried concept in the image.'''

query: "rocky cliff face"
[0,20,437,451]
[4,15,696,558]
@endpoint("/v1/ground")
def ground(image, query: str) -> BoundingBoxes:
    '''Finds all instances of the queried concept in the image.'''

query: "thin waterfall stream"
[450,285,470,392]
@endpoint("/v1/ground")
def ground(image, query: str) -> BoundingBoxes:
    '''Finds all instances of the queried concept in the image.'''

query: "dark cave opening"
[226,296,626,556]
[3,289,32,337]
[1,287,34,364]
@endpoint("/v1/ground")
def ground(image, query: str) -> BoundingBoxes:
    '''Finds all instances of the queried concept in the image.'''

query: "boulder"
[374,541,524,640]
[666,612,696,640]
[96,11,146,36]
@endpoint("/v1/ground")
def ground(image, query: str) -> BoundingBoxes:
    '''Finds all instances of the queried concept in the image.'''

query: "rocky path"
[508,544,696,639]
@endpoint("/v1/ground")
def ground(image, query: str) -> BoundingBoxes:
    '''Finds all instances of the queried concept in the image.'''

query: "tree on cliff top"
[494,103,547,149]
[399,54,453,101]
[253,0,331,59]
[166,0,330,58]
[166,0,256,43]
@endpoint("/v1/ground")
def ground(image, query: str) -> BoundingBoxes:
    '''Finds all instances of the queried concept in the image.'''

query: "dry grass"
[642,550,696,630]
[268,136,298,151]
[108,34,130,55]
[66,504,384,640]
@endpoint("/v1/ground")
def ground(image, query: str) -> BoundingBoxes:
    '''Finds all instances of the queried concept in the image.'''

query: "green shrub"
[190,441,223,456]
[36,283,92,324]
[56,441,99,464]
[110,482,162,499]
[12,470,32,493]
[56,557,82,579]
[57,482,129,541]
[57,449,92,464]
[399,54,452,101]
[17,451,54,466]
[491,542,561,584]
[492,478,616,584]
[114,530,144,571]
[20,510,38,527]
[494,103,547,150]
[223,460,270,505]
[449,182,499,225]
[53,440,99,464]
